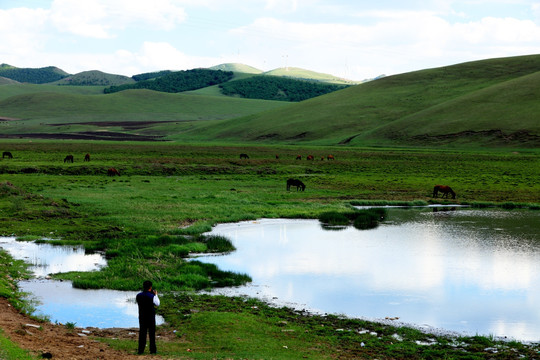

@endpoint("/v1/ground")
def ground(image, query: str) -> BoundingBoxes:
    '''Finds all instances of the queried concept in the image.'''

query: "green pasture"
[1,141,538,237]
[2,55,540,148]
[177,54,540,146]
[0,140,539,359]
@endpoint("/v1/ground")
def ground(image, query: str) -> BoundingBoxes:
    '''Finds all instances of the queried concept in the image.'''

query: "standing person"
[136,280,160,354]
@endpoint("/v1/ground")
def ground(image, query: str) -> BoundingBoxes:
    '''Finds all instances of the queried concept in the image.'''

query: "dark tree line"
[219,76,348,102]
[104,69,234,94]
[132,70,172,82]
[0,66,68,84]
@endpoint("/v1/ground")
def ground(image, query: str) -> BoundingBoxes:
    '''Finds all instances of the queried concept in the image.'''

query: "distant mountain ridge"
[0,63,69,84]
[178,54,540,147]
[2,55,539,147]
[53,70,135,86]
[0,62,357,86]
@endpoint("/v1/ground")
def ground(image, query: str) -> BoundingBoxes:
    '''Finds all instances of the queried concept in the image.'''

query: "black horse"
[2,151,13,159]
[84,153,90,162]
[64,155,74,163]
[239,153,249,159]
[286,178,306,191]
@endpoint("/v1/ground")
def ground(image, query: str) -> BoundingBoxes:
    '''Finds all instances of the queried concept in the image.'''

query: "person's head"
[143,280,152,291]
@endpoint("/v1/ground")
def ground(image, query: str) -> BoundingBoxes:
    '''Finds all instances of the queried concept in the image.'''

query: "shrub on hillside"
[104,69,233,94]
[219,75,348,102]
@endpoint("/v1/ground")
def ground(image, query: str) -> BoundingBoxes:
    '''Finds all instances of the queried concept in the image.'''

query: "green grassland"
[0,90,289,140]
[51,70,135,86]
[179,54,540,147]
[2,55,540,147]
[263,66,360,85]
[1,54,540,358]
[209,62,263,74]
[0,140,539,359]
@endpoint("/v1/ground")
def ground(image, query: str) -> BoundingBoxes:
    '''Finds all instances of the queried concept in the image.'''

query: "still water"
[197,208,540,341]
[0,237,164,328]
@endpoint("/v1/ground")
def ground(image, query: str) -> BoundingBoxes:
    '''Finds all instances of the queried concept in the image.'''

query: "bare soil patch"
[48,120,179,130]
[0,298,174,359]
[0,132,165,141]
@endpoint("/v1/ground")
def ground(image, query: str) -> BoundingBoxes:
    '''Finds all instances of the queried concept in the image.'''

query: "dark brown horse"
[64,155,74,163]
[239,153,249,159]
[306,155,314,161]
[296,155,302,160]
[107,168,120,176]
[286,178,305,191]
[433,185,456,199]
[84,153,90,162]
[2,151,13,159]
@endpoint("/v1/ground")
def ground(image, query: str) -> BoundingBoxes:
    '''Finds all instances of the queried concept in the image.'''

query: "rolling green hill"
[179,54,540,147]
[209,63,263,74]
[219,75,348,102]
[0,89,289,141]
[1,55,540,147]
[53,70,135,86]
[263,67,359,85]
[0,76,19,85]
[0,64,69,84]
[103,69,233,94]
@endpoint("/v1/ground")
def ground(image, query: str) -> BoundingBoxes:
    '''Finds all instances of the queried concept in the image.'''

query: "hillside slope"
[0,64,69,84]
[185,54,540,147]
[53,70,135,86]
[0,89,289,141]
[264,67,359,85]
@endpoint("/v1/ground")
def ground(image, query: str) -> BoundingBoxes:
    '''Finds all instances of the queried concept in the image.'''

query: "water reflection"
[0,237,106,277]
[0,237,163,328]
[197,209,540,341]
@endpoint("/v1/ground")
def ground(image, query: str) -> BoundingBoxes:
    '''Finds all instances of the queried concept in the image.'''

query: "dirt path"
[0,298,171,359]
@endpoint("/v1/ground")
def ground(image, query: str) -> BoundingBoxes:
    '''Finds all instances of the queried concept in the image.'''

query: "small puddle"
[0,237,164,328]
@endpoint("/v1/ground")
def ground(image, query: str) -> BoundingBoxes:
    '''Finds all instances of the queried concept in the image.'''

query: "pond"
[0,237,164,328]
[196,207,540,341]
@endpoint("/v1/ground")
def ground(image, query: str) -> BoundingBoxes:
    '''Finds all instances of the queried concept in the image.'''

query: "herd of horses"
[240,153,335,161]
[1,150,458,197]
[3,151,120,176]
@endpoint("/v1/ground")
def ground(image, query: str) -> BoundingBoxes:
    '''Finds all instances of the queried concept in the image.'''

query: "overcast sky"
[2,0,540,80]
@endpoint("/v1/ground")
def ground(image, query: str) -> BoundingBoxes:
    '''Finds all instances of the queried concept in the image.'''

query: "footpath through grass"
[0,140,539,359]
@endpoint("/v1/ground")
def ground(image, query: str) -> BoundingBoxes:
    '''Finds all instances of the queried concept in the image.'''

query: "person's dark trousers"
[138,318,157,354]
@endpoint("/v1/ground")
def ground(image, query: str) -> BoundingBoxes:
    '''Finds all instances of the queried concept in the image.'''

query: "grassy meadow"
[2,54,540,358]
[1,55,540,148]
[177,55,540,146]
[0,140,539,358]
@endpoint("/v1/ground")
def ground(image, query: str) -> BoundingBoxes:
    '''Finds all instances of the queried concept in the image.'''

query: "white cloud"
[227,10,540,79]
[49,0,187,38]
[0,8,49,55]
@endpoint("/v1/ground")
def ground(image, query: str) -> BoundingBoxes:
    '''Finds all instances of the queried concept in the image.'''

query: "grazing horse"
[239,153,249,159]
[306,155,314,161]
[64,155,74,163]
[296,155,302,160]
[2,151,13,159]
[107,168,120,176]
[84,153,90,162]
[433,185,456,199]
[327,154,335,160]
[286,178,306,192]
[275,154,279,159]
